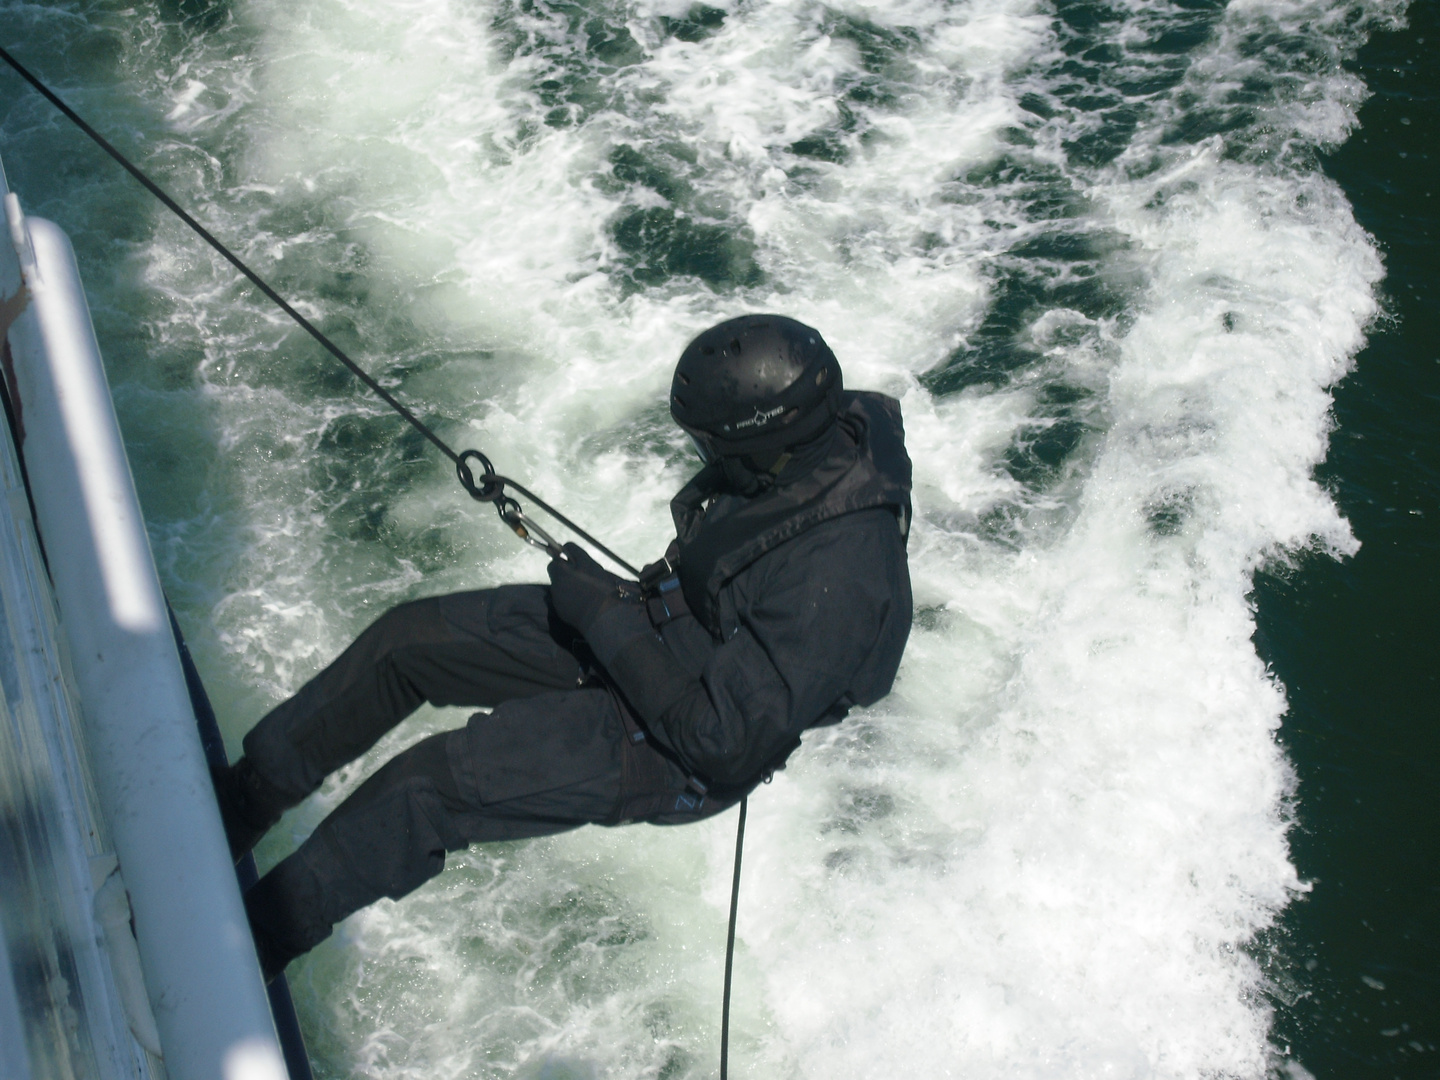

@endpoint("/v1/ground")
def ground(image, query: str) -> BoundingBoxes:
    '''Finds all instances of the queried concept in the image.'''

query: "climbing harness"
[0,43,754,1074]
[0,45,636,577]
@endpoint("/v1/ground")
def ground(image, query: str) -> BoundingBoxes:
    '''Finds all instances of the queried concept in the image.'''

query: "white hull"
[0,160,289,1080]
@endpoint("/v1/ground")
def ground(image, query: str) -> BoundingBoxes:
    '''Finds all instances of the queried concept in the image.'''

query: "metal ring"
[456,448,504,503]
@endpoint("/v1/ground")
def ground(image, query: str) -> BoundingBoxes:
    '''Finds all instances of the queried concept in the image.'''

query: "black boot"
[210,757,291,862]
[244,850,334,983]
[249,919,293,985]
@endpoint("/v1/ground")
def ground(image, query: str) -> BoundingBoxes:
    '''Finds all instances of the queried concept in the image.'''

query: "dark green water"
[1258,4,1440,1076]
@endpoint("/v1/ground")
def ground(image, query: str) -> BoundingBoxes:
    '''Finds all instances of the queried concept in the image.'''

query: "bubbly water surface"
[0,0,1405,1075]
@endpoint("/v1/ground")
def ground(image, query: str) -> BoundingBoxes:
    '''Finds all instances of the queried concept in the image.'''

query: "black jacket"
[584,392,913,788]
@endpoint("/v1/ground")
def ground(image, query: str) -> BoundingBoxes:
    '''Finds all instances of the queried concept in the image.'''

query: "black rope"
[720,795,747,1080]
[1,49,755,1075]
[0,44,638,578]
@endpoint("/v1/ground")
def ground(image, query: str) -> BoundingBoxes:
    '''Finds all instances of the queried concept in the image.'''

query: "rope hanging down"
[720,795,748,1080]
[0,44,637,578]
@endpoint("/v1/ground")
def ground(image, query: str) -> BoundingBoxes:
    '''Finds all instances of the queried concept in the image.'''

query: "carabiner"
[498,498,565,559]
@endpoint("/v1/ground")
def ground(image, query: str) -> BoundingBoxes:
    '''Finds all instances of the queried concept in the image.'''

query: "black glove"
[547,543,634,636]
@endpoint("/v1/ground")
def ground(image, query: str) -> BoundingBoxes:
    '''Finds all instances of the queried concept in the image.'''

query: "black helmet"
[670,314,843,461]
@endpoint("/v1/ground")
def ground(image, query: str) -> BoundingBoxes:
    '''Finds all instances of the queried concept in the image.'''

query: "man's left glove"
[547,542,635,638]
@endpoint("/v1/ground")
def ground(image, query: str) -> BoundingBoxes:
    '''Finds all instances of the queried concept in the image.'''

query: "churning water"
[0,0,1409,1075]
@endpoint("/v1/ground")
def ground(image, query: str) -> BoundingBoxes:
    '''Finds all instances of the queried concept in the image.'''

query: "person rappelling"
[209,313,914,983]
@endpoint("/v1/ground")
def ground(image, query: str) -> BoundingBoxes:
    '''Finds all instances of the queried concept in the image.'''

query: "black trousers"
[240,585,726,975]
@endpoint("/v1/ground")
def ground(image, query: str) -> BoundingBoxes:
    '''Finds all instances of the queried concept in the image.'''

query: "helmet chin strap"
[719,455,774,495]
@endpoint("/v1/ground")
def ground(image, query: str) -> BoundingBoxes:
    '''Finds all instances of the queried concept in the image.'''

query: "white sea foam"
[27,0,1395,1074]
